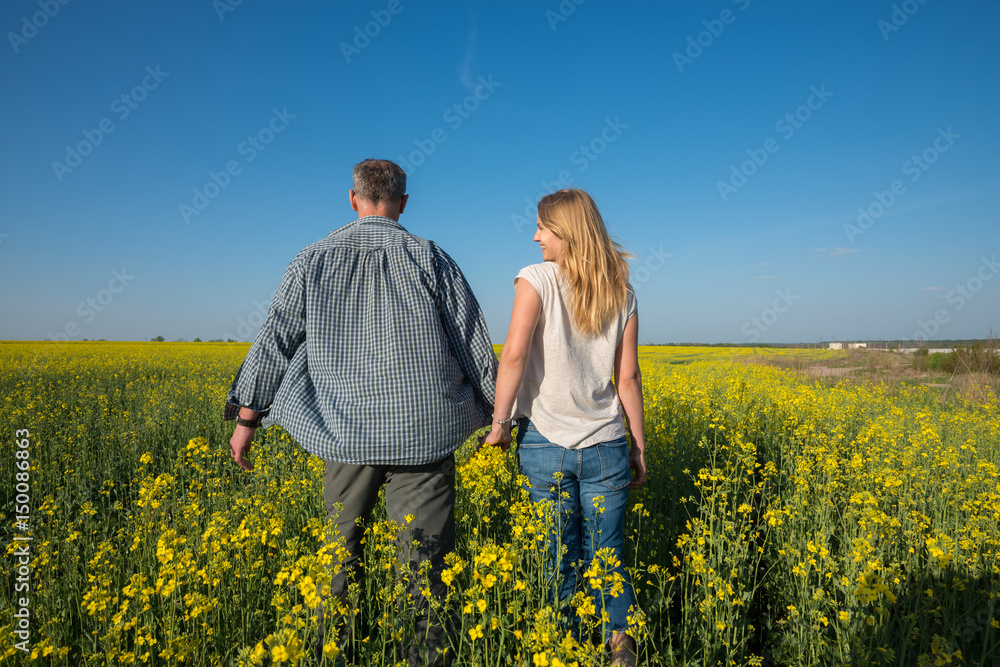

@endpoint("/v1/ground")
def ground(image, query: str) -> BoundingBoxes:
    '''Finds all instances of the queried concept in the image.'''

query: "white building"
[829,342,843,350]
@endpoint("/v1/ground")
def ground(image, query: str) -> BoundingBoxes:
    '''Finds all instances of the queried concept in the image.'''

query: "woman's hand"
[627,446,646,489]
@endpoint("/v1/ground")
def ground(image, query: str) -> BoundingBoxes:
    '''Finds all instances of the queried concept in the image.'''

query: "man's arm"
[433,248,498,424]
[226,257,307,468]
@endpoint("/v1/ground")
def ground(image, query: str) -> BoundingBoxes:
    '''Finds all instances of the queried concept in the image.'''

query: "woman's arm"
[484,278,542,448]
[614,313,646,489]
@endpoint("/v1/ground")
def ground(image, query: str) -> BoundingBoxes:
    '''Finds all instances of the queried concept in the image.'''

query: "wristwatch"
[236,416,262,428]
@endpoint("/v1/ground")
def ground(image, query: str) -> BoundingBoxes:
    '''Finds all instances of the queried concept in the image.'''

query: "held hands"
[480,422,512,452]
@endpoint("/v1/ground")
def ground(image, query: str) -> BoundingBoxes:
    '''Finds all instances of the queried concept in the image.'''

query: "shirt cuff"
[223,393,271,421]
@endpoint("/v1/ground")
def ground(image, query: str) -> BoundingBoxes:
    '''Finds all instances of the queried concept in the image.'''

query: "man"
[226,158,497,665]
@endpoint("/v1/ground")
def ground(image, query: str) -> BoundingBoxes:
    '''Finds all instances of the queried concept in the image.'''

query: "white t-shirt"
[512,262,638,449]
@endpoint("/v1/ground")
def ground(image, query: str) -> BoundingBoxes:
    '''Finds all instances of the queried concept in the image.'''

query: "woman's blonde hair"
[537,189,632,337]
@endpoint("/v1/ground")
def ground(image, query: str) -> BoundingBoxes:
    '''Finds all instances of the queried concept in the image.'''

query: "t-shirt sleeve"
[626,285,638,321]
[514,264,552,303]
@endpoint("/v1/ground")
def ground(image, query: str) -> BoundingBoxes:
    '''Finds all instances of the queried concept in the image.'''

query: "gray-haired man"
[226,158,497,665]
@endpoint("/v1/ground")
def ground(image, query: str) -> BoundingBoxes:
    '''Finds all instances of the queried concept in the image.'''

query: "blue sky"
[1,0,997,344]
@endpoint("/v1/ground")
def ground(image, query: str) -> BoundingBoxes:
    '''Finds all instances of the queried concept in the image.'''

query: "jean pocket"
[517,444,564,493]
[598,439,631,492]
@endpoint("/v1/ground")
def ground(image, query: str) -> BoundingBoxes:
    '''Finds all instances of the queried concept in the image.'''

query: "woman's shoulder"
[515,263,562,301]
[515,261,559,283]
[626,283,638,317]
[519,261,558,273]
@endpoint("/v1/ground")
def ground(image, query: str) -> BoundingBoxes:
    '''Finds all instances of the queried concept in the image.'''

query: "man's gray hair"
[352,159,406,205]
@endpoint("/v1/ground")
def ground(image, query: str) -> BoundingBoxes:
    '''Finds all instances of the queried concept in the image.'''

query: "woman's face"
[534,216,564,264]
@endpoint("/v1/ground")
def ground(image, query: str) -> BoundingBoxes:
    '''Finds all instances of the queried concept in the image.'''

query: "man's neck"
[356,209,399,221]
[349,191,407,220]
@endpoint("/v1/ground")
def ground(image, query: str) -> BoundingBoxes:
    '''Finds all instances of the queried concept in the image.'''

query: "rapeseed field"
[1,341,998,665]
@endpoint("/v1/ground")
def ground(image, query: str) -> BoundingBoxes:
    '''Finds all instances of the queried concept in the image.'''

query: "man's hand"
[627,446,646,489]
[230,426,255,470]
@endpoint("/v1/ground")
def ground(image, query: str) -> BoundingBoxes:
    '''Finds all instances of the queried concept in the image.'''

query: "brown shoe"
[609,637,637,667]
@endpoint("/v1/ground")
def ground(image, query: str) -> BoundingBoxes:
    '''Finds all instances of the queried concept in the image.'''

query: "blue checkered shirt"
[225,216,497,465]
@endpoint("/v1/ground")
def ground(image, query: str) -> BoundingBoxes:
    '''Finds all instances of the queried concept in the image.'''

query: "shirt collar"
[331,215,407,237]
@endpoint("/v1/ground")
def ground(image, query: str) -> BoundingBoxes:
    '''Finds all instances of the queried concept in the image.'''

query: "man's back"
[229,215,496,466]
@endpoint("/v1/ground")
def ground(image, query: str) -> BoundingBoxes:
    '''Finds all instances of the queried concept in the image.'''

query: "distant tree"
[226,338,235,343]
[152,335,165,342]
[193,337,202,342]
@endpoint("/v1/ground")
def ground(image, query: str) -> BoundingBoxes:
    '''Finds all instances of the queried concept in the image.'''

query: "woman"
[485,189,646,665]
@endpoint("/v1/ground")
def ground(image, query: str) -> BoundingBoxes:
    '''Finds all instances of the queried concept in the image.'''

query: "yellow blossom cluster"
[1,342,998,665]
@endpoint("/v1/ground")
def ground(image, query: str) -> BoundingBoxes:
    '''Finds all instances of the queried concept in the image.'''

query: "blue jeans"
[516,419,637,642]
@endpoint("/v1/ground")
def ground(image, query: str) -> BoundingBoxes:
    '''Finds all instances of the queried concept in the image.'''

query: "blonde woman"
[485,189,645,665]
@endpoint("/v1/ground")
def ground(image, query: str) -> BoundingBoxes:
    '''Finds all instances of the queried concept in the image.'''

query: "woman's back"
[512,261,636,449]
